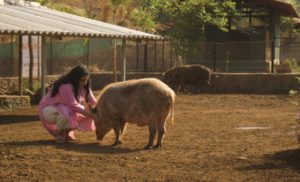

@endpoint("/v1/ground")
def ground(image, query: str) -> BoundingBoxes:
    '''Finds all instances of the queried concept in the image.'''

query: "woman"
[38,65,98,143]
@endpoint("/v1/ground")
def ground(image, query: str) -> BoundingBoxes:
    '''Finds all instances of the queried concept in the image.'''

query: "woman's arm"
[76,108,98,121]
[87,89,97,107]
[59,84,95,116]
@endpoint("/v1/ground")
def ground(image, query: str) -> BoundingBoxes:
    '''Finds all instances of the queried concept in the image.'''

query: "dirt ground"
[0,94,300,182]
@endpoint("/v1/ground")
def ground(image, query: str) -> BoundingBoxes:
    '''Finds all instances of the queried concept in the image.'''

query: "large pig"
[163,64,212,92]
[94,78,175,149]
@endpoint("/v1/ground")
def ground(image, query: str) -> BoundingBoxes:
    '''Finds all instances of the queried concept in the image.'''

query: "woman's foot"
[66,129,76,141]
[66,135,76,141]
[55,135,66,143]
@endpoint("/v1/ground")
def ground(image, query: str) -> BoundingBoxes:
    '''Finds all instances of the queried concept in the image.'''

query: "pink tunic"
[38,83,97,139]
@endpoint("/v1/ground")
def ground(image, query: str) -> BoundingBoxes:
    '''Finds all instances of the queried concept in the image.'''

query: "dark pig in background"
[163,64,212,92]
[94,78,175,149]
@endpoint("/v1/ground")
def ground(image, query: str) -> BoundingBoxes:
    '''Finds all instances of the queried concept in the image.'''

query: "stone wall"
[0,77,19,95]
[209,73,300,94]
[91,73,300,94]
[0,76,58,95]
[0,95,30,109]
[1,73,300,96]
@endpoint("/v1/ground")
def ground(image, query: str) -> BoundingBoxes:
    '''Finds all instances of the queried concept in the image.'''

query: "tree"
[129,0,159,32]
[281,0,300,38]
[110,0,132,24]
[29,0,238,65]
[129,8,155,32]
[153,0,237,63]
[31,0,86,16]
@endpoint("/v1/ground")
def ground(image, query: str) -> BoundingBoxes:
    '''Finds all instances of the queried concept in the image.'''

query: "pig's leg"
[144,122,157,149]
[119,120,127,144]
[154,121,166,148]
[112,120,122,146]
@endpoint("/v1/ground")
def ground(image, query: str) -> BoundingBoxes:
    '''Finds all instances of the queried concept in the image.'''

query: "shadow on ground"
[239,148,300,172]
[2,140,142,154]
[0,115,39,124]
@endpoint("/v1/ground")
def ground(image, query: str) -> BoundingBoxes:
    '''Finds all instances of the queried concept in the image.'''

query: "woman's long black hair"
[51,64,91,102]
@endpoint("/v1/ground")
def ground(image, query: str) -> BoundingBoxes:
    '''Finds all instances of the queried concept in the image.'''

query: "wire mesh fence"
[1,35,300,77]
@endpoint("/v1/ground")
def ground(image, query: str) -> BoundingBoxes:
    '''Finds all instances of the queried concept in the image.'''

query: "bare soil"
[0,94,299,182]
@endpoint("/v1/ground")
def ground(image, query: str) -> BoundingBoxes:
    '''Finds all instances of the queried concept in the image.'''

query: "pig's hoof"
[144,145,153,150]
[112,140,122,146]
[154,144,162,149]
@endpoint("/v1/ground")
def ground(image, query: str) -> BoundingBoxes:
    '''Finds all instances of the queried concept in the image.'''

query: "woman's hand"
[91,113,98,121]
[80,100,89,111]
[77,109,97,121]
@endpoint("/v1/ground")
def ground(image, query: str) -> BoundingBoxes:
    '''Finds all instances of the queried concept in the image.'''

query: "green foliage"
[289,77,300,104]
[30,0,86,16]
[277,58,300,74]
[130,8,156,32]
[280,0,300,36]
[151,0,236,61]
[110,0,132,15]
[289,0,300,10]
[282,58,298,70]
[137,0,160,14]
[47,3,87,17]
[157,0,236,39]
[281,17,300,37]
[22,79,41,93]
[81,0,101,19]
[109,0,132,24]
[289,88,298,96]
[128,0,160,32]
[110,0,132,7]
[31,0,51,5]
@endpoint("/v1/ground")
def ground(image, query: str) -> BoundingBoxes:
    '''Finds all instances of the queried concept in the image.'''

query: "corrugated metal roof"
[0,2,163,40]
[236,0,299,18]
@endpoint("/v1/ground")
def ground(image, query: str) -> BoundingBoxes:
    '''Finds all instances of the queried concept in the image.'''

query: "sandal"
[55,136,66,143]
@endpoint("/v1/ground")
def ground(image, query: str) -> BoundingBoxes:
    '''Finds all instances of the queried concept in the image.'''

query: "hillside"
[44,0,138,28]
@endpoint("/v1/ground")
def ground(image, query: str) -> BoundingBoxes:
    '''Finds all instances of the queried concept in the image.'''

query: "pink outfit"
[38,83,97,140]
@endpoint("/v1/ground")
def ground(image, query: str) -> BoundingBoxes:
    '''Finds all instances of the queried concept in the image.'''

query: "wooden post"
[270,10,280,66]
[271,41,275,73]
[136,40,139,71]
[121,39,127,81]
[162,40,165,71]
[37,36,40,79]
[18,35,23,96]
[10,34,13,77]
[144,40,148,72]
[28,35,34,91]
[112,39,117,82]
[41,36,47,96]
[86,38,90,69]
[213,42,216,72]
[154,40,157,69]
[169,41,173,68]
[50,37,53,75]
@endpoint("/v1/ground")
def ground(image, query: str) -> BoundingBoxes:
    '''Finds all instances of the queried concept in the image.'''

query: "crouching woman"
[38,65,98,143]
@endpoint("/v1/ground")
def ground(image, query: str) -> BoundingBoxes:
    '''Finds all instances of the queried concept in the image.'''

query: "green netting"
[46,39,86,59]
[46,38,112,59]
[0,43,12,58]
[0,41,18,77]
